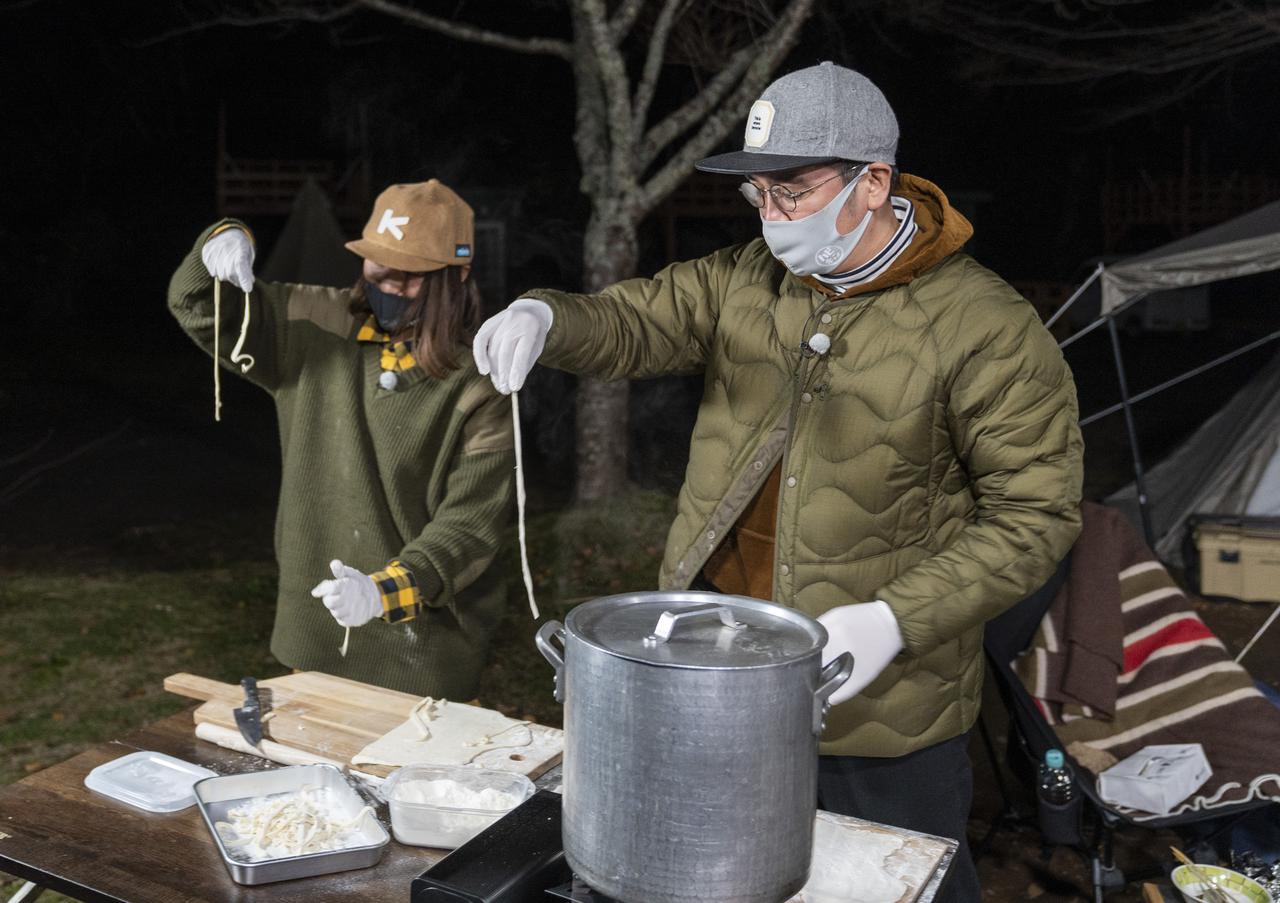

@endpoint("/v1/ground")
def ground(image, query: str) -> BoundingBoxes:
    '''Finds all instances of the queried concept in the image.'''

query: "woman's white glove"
[310,559,382,628]
[472,298,553,394]
[201,228,256,293]
[818,600,905,706]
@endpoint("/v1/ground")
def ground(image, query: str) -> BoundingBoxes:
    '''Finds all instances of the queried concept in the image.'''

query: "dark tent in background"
[261,179,362,288]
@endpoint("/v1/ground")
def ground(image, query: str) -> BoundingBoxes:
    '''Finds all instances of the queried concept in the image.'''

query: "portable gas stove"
[411,789,626,903]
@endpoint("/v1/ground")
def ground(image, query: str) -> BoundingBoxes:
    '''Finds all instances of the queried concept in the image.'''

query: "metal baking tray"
[193,763,389,885]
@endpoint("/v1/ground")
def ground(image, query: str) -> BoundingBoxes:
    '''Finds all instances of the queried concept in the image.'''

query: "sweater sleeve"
[877,265,1084,656]
[383,384,516,617]
[166,219,300,393]
[522,245,735,380]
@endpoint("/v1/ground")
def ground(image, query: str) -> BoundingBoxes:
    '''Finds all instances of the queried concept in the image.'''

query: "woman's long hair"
[351,266,483,378]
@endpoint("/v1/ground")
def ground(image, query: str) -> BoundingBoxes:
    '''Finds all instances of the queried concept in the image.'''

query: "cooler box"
[1193,515,1280,602]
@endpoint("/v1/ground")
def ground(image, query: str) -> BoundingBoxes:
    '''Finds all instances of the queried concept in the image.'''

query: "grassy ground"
[0,487,676,899]
[0,490,678,777]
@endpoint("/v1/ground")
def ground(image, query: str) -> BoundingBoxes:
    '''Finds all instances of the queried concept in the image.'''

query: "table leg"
[6,882,45,903]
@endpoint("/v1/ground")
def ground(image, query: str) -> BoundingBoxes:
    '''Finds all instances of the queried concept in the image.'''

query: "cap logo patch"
[744,100,775,148]
[376,208,410,241]
[455,244,471,257]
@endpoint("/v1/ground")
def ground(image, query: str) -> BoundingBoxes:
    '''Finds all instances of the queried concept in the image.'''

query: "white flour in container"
[214,785,374,862]
[392,778,521,810]
[386,778,522,848]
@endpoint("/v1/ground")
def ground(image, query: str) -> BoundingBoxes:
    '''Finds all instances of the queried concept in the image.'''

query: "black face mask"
[365,281,412,332]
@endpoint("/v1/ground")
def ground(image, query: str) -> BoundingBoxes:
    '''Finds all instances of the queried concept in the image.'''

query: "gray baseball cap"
[696,62,898,175]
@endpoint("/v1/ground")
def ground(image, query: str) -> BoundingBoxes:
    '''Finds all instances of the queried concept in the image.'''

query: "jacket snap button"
[752,460,764,471]
[821,313,833,324]
[706,529,716,540]
[801,392,813,403]
[378,370,398,391]
[786,476,797,487]
[780,564,790,576]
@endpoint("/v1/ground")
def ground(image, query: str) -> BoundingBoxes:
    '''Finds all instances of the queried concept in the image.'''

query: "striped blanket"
[1014,502,1280,821]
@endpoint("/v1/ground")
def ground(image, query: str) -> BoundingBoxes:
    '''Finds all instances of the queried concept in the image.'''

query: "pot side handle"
[813,652,854,735]
[535,620,567,703]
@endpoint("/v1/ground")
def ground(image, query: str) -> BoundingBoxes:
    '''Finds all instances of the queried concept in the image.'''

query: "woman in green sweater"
[168,180,515,699]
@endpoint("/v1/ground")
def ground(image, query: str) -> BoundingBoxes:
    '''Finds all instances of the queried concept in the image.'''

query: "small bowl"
[379,764,534,849]
[1171,864,1272,903]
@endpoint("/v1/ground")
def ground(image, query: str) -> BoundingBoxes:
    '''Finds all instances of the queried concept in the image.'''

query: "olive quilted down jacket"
[527,189,1082,756]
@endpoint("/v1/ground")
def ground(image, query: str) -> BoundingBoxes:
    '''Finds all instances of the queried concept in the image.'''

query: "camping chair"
[976,555,1275,902]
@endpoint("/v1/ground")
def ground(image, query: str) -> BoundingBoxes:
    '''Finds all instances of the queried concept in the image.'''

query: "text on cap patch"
[744,100,775,148]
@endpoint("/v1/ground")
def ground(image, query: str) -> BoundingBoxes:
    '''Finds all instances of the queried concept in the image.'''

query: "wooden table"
[1,710,957,903]
[0,710,445,902]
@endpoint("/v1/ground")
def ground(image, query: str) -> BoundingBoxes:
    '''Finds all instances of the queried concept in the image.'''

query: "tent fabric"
[1100,199,1280,315]
[261,178,362,288]
[1107,349,1280,564]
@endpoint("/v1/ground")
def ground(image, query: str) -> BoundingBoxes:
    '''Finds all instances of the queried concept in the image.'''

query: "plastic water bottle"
[1036,748,1081,845]
[1038,749,1075,804]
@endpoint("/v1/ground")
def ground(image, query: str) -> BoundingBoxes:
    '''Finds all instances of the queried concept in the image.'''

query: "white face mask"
[760,168,871,276]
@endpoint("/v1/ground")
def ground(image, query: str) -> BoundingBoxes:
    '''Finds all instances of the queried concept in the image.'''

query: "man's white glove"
[818,600,905,706]
[472,298,553,394]
[310,559,382,628]
[201,228,256,294]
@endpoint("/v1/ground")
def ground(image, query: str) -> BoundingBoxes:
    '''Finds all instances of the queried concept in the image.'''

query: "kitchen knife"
[232,676,264,747]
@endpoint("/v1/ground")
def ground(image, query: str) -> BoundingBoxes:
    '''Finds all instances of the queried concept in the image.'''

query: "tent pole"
[1078,328,1280,427]
[1045,262,1104,331]
[1107,316,1157,547]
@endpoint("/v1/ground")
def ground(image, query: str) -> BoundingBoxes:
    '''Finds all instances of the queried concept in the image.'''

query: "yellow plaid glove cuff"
[369,560,421,623]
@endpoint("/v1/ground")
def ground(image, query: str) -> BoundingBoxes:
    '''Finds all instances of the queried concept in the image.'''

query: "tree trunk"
[574,207,639,501]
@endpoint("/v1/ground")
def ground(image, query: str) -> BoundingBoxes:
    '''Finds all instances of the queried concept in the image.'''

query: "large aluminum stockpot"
[535,591,852,903]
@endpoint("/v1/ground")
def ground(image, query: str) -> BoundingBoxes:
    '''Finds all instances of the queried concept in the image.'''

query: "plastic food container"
[83,750,217,813]
[193,764,389,885]
[379,764,534,849]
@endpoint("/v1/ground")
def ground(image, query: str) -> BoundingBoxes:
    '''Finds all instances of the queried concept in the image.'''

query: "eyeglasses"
[739,164,862,213]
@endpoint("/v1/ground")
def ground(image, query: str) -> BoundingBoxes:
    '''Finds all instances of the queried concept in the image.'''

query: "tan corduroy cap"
[345,180,474,272]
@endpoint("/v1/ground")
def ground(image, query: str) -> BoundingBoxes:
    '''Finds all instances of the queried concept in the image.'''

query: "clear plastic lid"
[84,750,218,813]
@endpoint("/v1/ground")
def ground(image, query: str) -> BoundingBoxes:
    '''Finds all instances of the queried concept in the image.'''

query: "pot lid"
[565,591,826,669]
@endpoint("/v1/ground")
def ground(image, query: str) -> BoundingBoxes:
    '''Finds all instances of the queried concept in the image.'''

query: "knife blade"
[232,676,264,747]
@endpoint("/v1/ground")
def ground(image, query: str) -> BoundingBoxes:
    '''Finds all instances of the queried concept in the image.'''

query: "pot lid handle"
[644,604,746,645]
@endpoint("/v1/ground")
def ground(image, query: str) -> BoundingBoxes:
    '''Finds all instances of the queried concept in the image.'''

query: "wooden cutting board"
[164,671,563,780]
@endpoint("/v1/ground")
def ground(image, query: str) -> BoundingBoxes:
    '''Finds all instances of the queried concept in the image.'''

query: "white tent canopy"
[1072,197,1280,563]
[1107,349,1280,564]
[1100,199,1280,315]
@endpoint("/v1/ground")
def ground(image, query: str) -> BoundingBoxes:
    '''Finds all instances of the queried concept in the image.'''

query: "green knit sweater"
[168,221,515,698]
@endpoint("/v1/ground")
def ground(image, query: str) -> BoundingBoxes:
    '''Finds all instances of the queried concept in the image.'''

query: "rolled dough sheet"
[351,699,534,768]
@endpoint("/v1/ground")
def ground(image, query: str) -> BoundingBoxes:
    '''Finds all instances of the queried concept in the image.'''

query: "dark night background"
[3,5,1280,899]
[2,1,1279,579]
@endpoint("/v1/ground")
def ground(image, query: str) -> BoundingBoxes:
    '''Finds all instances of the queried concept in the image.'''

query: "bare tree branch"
[133,2,361,47]
[637,38,754,168]
[0,421,132,508]
[905,0,1280,88]
[0,430,53,468]
[631,0,686,142]
[354,0,573,59]
[638,0,817,213]
[578,0,638,193]
[607,0,647,42]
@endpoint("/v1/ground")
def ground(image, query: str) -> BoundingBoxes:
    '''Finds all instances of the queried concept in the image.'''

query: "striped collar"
[356,315,419,373]
[814,196,917,291]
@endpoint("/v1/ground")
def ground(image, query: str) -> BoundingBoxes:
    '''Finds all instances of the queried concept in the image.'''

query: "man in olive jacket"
[475,63,1083,901]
